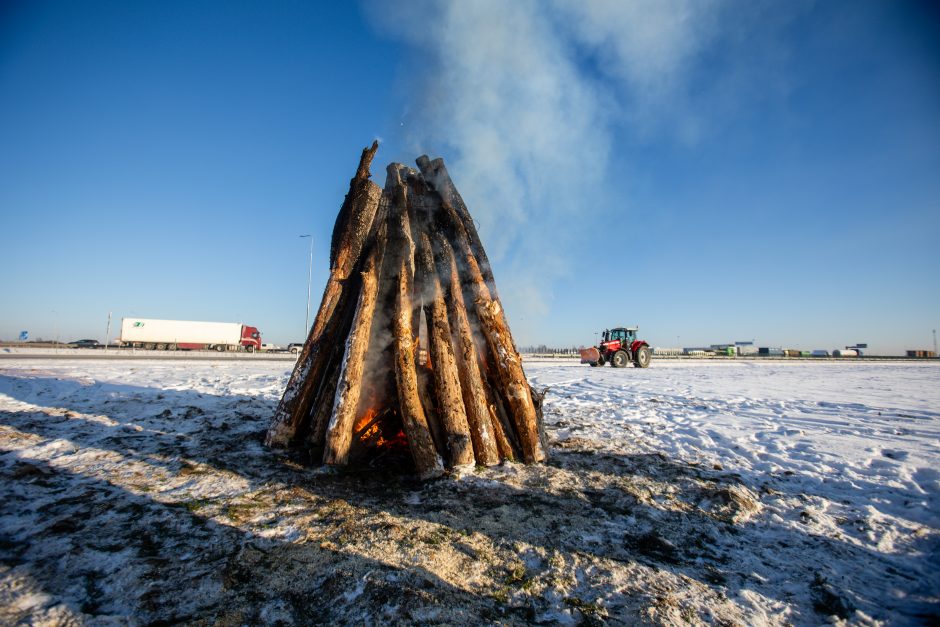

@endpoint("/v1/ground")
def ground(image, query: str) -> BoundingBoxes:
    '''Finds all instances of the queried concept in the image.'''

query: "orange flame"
[354,407,378,433]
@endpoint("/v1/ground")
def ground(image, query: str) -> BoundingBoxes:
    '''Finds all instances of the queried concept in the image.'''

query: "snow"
[0,357,937,624]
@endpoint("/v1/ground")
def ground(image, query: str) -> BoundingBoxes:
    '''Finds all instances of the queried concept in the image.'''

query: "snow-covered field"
[0,358,937,624]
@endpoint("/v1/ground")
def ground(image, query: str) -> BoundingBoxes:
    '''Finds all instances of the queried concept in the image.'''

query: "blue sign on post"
[19,331,28,341]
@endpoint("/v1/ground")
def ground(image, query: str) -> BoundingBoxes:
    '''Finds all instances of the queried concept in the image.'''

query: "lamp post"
[300,235,313,338]
[105,311,112,352]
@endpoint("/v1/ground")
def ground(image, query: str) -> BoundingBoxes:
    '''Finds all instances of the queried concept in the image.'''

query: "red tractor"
[579,327,652,368]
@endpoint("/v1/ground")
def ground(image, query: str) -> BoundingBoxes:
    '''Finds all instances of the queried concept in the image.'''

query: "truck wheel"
[155,343,166,351]
[633,346,651,368]
[611,350,629,368]
[215,344,225,352]
[246,345,254,353]
[144,343,155,350]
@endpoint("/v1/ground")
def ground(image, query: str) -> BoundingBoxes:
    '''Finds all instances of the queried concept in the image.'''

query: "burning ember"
[266,142,546,479]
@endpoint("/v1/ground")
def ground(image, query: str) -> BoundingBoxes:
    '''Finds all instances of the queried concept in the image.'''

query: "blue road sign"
[19,331,28,341]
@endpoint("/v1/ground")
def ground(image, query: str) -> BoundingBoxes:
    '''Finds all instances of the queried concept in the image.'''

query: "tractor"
[579,327,652,368]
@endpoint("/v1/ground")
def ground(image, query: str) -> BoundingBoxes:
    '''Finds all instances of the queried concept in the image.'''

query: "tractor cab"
[602,327,638,345]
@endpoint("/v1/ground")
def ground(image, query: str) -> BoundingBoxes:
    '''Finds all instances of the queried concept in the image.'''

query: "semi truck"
[119,318,262,352]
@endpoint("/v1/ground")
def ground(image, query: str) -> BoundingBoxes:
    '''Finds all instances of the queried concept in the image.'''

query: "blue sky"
[1,1,938,354]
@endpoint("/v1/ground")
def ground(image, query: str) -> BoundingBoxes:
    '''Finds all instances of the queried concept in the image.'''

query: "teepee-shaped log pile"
[266,142,547,478]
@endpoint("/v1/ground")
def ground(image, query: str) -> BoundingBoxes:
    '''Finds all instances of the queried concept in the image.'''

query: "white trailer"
[119,318,262,352]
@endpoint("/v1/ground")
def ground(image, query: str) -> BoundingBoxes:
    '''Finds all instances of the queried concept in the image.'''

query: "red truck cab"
[241,326,262,351]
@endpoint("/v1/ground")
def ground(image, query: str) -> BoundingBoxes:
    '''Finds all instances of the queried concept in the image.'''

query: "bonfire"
[266,142,547,478]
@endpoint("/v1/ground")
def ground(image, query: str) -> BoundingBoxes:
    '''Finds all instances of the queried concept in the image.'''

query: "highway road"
[0,349,298,361]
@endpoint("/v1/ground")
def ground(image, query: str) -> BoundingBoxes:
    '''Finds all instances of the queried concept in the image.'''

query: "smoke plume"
[365,0,730,339]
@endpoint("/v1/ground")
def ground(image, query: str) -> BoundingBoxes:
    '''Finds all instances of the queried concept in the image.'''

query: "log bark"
[415,231,475,468]
[267,142,381,448]
[323,248,381,466]
[433,233,500,466]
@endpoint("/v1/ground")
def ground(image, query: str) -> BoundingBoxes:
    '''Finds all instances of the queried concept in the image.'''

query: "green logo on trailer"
[134,322,144,327]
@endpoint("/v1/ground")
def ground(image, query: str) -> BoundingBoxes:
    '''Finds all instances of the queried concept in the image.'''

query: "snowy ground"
[0,358,937,624]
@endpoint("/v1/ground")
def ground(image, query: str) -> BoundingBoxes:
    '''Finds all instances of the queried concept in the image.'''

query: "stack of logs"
[266,142,547,479]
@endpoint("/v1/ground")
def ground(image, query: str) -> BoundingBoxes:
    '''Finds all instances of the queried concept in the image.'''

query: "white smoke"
[364,0,740,337]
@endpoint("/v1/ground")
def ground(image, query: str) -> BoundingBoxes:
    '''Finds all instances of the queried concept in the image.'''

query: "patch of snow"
[0,358,936,624]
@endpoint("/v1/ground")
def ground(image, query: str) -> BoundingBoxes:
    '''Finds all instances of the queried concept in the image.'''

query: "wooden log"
[416,155,498,297]
[473,340,521,462]
[402,170,447,456]
[323,248,381,466]
[306,360,341,457]
[267,142,381,448]
[416,364,446,454]
[433,233,500,466]
[415,231,475,469]
[487,402,516,462]
[393,255,444,479]
[331,140,380,275]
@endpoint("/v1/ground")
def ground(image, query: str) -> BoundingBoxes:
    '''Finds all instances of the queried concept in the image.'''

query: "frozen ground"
[0,358,937,624]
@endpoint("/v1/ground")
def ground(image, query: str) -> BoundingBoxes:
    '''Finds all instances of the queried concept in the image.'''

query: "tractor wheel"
[597,355,606,367]
[633,346,651,368]
[611,350,629,368]
[589,361,598,367]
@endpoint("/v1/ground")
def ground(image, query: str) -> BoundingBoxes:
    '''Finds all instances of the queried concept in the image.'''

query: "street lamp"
[300,235,313,338]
